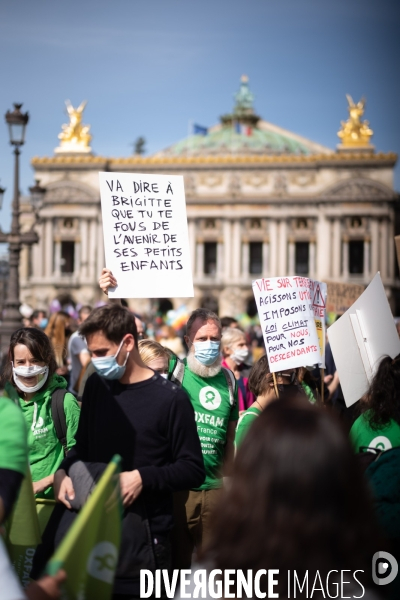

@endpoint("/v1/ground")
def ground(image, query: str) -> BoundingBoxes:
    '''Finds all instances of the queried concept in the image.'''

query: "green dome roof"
[161,125,312,157]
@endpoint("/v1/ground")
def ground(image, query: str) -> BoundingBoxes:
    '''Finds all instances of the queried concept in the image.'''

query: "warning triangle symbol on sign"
[313,284,326,308]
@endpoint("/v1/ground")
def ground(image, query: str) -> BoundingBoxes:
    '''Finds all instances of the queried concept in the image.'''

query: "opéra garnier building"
[22,77,398,316]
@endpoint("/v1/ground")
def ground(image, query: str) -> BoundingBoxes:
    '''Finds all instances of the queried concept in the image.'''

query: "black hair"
[79,303,138,345]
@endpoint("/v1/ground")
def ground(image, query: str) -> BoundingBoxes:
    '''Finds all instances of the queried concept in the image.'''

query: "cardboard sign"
[99,172,194,298]
[325,281,364,314]
[312,281,327,368]
[252,276,322,373]
[328,273,400,407]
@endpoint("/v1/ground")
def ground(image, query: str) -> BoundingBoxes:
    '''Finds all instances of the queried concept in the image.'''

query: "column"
[188,220,196,273]
[232,221,241,279]
[223,220,232,280]
[342,237,349,279]
[217,241,224,278]
[316,213,330,280]
[379,220,388,281]
[269,219,278,277]
[54,242,61,277]
[89,219,97,281]
[278,220,287,275]
[332,219,341,279]
[370,219,379,276]
[262,241,269,277]
[241,241,249,279]
[80,219,89,279]
[44,218,53,278]
[74,241,80,277]
[288,240,295,275]
[196,242,204,278]
[309,241,316,279]
[363,238,370,281]
[96,219,105,279]
[388,216,395,282]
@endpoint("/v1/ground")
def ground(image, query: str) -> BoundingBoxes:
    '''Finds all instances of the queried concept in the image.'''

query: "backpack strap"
[221,367,236,407]
[51,389,68,455]
[170,357,185,386]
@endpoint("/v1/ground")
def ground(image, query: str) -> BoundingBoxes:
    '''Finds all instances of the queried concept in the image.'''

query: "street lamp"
[0,182,5,210]
[0,103,46,359]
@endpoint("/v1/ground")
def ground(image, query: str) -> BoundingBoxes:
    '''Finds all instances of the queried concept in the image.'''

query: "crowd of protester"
[1,268,400,599]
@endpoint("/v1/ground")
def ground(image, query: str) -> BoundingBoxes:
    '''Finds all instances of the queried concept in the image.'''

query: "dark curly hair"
[359,353,400,429]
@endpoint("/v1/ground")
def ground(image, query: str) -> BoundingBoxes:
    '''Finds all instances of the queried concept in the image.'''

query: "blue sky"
[0,0,399,231]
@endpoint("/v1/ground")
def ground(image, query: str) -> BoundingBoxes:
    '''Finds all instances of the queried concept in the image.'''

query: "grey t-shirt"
[68,331,89,392]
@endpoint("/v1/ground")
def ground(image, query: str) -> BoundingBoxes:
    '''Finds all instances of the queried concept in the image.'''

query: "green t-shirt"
[0,396,28,475]
[235,406,262,450]
[17,375,81,499]
[181,362,239,490]
[350,411,400,453]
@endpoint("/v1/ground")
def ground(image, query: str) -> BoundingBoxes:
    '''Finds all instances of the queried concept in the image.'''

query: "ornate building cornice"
[31,151,397,169]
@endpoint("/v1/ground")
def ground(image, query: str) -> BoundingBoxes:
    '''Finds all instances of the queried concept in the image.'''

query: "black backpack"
[51,389,68,455]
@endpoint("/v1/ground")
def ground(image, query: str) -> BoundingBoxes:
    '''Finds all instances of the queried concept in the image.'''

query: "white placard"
[252,276,322,372]
[99,172,194,298]
[312,281,327,368]
[328,272,400,407]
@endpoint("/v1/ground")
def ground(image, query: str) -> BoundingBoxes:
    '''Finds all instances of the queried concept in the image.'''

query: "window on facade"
[350,217,362,229]
[204,242,217,275]
[60,241,75,274]
[295,242,309,275]
[204,219,216,229]
[249,242,263,274]
[250,218,262,229]
[349,240,364,274]
[296,218,308,230]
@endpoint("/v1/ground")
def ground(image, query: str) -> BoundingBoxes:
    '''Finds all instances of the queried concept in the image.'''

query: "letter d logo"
[372,551,398,585]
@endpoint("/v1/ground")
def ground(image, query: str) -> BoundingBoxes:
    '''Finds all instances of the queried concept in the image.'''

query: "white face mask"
[230,348,249,365]
[12,363,49,394]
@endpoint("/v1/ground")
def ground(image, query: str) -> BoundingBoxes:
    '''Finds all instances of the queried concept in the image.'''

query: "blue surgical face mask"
[193,340,221,366]
[39,318,48,329]
[91,338,129,380]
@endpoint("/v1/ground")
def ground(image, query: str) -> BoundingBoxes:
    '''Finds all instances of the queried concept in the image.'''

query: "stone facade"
[20,81,399,316]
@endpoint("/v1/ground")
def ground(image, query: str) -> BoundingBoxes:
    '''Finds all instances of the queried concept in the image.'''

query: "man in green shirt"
[170,308,238,568]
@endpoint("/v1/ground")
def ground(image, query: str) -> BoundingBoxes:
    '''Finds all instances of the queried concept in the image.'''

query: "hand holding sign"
[99,268,117,296]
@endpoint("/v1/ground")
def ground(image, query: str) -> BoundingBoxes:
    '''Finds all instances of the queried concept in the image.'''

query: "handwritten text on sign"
[252,276,322,372]
[99,172,194,298]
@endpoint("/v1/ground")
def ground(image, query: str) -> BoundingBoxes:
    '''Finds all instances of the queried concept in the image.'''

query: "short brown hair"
[186,308,221,338]
[2,327,57,391]
[79,303,138,345]
[248,355,272,397]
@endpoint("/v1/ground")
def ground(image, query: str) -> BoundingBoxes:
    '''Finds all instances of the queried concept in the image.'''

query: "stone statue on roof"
[55,100,92,154]
[337,95,373,148]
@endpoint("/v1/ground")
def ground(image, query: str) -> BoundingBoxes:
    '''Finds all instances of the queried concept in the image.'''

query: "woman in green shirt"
[350,353,400,452]
[2,327,80,499]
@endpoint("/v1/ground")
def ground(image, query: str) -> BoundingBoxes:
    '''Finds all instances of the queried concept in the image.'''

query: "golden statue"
[55,100,92,154]
[337,95,373,147]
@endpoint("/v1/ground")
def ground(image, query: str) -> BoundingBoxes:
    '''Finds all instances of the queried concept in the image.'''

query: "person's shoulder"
[0,395,25,425]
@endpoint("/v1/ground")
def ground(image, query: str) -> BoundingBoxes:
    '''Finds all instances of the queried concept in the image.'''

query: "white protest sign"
[99,172,194,298]
[328,272,400,407]
[252,276,322,373]
[312,281,327,368]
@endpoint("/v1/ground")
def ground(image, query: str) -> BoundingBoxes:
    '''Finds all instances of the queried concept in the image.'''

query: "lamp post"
[0,103,46,359]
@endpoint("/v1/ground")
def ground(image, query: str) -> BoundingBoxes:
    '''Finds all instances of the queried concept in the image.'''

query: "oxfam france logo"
[87,541,118,584]
[199,386,222,410]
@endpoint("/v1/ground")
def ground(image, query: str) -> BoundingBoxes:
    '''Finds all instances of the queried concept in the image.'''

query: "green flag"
[4,468,42,588]
[46,455,122,600]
